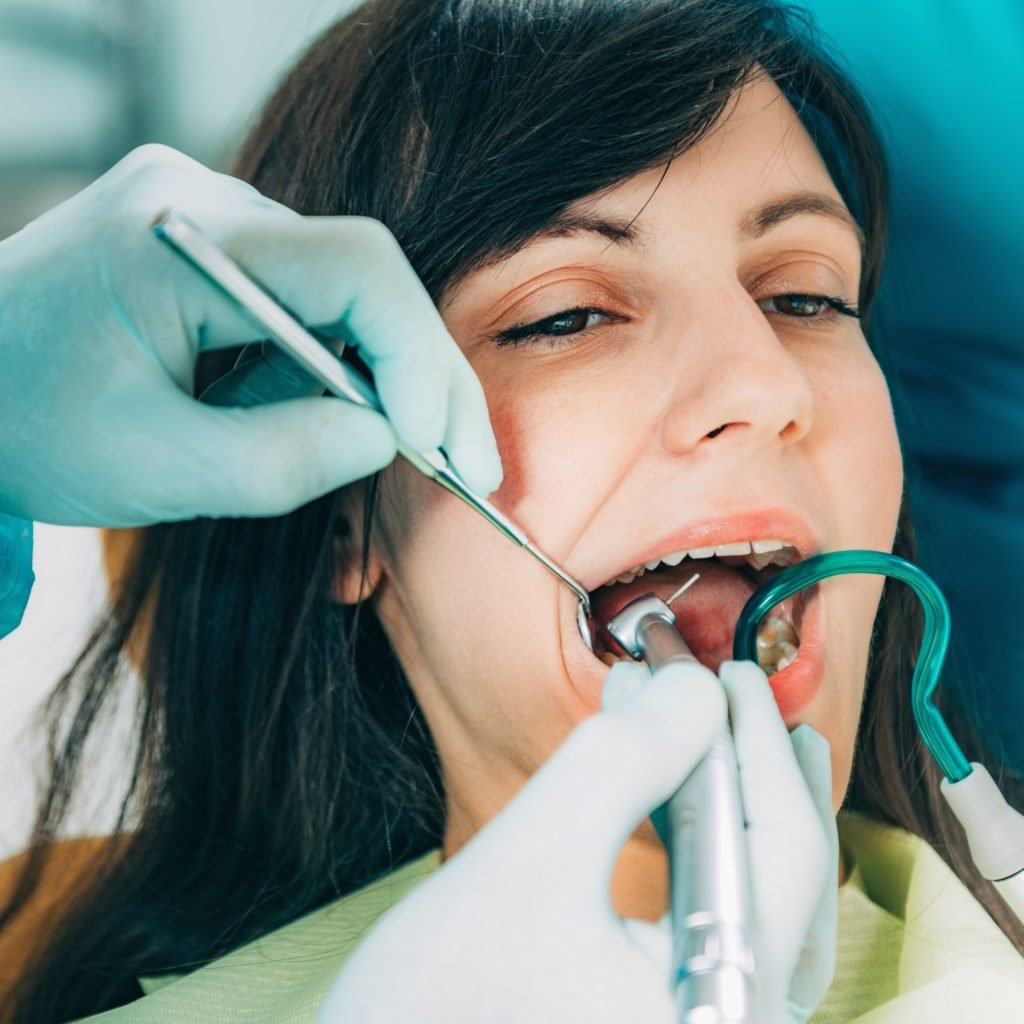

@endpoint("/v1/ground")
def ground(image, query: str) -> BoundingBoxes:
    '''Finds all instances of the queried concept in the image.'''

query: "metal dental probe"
[605,582,754,1024]
[152,210,593,634]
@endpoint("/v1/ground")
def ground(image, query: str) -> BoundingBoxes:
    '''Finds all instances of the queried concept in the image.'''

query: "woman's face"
[358,77,902,838]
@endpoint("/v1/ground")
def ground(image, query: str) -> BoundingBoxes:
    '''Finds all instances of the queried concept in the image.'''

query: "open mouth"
[587,539,811,676]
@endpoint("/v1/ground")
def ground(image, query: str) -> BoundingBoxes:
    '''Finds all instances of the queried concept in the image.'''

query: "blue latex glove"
[320,660,837,1024]
[0,145,502,527]
[0,514,33,639]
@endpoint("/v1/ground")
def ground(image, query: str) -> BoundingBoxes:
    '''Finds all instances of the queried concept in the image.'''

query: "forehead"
[442,76,858,308]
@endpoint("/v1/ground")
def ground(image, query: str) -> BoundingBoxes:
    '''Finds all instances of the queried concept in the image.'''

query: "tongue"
[591,561,758,670]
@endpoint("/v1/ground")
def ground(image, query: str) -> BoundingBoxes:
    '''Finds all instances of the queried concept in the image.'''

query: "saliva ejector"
[733,550,1024,926]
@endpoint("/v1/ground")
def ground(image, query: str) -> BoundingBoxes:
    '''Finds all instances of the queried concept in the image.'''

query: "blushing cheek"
[482,381,601,530]
[484,391,537,511]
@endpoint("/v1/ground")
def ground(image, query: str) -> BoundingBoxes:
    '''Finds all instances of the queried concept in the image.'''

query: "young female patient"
[3,1,1023,1021]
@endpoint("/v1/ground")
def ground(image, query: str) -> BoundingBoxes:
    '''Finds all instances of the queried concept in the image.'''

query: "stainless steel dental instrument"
[152,209,591,623]
[606,589,753,1024]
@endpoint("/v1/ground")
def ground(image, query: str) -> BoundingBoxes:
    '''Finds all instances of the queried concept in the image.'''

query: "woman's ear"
[332,535,385,604]
[331,497,386,604]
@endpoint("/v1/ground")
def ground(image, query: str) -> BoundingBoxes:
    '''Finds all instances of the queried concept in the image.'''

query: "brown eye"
[546,310,593,334]
[492,306,623,348]
[770,294,829,316]
[756,294,861,321]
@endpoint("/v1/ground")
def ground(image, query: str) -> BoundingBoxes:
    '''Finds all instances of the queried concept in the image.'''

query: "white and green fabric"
[79,816,1024,1023]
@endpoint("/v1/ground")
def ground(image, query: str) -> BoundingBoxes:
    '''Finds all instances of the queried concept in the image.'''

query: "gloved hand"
[0,514,33,639]
[0,144,501,527]
[318,659,838,1024]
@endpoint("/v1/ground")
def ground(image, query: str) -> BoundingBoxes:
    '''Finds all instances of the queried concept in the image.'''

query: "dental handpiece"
[605,593,754,1024]
[152,209,591,624]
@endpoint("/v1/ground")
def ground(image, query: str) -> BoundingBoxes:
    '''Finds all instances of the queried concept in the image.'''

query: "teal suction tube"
[733,550,972,783]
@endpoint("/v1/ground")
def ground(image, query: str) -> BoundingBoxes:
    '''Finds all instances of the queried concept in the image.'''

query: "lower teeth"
[756,615,800,674]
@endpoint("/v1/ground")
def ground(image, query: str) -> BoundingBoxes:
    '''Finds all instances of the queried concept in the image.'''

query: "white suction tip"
[941,763,1024,922]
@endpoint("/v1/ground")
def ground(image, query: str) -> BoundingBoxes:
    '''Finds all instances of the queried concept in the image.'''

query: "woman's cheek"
[482,389,538,512]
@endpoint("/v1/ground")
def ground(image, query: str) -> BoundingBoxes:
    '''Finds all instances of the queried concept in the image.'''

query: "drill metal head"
[601,572,701,660]
[605,593,677,660]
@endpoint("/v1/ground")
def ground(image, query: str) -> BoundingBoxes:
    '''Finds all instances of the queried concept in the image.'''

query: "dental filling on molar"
[756,614,800,674]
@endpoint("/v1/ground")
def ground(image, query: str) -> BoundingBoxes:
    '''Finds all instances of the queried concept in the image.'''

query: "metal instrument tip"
[665,572,700,607]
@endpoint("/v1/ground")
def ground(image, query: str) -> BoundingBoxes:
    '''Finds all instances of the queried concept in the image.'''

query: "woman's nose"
[660,287,814,456]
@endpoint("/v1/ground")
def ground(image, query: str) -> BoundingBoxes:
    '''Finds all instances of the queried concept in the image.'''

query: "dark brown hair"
[3,1,1020,1019]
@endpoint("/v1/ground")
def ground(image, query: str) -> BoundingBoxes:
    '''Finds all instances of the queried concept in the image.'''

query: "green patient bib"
[83,816,1024,1022]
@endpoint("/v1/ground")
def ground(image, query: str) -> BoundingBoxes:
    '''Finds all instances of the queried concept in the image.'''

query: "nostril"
[779,419,802,443]
[705,423,728,439]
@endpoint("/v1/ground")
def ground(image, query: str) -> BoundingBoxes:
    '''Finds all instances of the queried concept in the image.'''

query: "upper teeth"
[611,539,797,585]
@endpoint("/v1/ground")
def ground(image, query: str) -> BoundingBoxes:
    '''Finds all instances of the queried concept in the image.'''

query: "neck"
[444,805,671,921]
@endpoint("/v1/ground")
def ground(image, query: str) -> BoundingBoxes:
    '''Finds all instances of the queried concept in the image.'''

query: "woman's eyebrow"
[473,212,651,273]
[473,190,862,278]
[524,211,651,249]
[739,191,865,253]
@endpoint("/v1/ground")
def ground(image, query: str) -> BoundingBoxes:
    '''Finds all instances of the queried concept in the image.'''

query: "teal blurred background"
[0,0,360,239]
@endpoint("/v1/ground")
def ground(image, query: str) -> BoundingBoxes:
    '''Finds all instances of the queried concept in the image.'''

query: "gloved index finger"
[327,220,475,454]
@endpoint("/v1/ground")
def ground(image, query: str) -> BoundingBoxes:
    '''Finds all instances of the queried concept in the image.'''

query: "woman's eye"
[757,293,861,321]
[491,306,620,348]
[489,294,859,350]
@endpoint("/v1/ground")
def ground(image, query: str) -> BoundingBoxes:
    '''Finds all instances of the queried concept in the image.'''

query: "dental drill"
[605,584,754,1024]
[152,209,594,640]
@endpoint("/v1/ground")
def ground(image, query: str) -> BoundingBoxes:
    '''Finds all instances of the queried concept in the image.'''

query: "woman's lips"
[767,589,823,719]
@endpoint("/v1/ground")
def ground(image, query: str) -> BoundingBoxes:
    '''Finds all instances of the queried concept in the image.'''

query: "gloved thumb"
[160,392,397,519]
[487,658,726,908]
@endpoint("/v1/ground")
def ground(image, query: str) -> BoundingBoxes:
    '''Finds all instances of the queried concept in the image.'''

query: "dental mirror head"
[576,599,594,651]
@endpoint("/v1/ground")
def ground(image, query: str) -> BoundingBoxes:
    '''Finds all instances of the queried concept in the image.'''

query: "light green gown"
[80,815,1024,1023]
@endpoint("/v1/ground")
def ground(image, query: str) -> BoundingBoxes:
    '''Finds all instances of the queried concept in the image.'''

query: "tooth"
[715,542,752,556]
[777,654,796,671]
[661,551,686,566]
[751,539,785,554]
[629,564,645,575]
[688,546,717,558]
[758,614,798,646]
[777,639,798,661]
[644,559,661,571]
[615,573,634,584]
[759,615,797,645]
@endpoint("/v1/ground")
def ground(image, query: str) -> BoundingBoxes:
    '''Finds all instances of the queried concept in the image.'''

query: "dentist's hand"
[0,144,501,527]
[318,659,838,1024]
